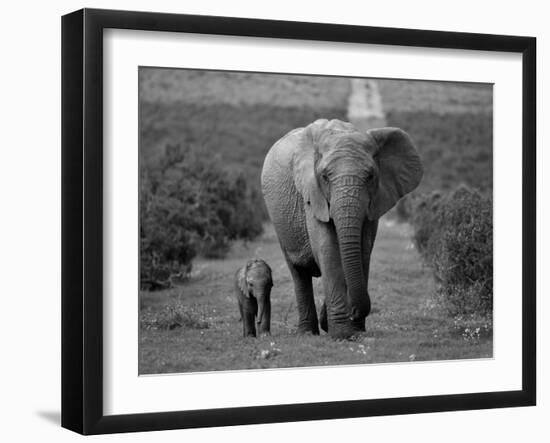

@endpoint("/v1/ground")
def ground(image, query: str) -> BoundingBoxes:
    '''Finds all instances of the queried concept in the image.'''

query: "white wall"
[0,0,546,441]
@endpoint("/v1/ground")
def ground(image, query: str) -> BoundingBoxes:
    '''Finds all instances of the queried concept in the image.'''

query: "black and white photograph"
[138,68,493,374]
[1,0,544,439]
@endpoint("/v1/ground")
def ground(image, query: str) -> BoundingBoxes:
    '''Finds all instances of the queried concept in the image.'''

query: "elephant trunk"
[332,177,371,322]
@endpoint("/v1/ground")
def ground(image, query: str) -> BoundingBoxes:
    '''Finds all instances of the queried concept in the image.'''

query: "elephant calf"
[234,259,273,337]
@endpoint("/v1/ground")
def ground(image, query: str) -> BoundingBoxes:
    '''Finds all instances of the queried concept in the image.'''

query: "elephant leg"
[320,260,351,337]
[287,263,319,335]
[244,316,256,337]
[242,298,257,337]
[242,311,256,337]
[241,309,247,336]
[316,222,364,339]
[319,301,328,333]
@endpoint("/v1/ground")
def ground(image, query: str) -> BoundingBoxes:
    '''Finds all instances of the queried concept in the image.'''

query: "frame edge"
[61,8,85,435]
[521,36,537,406]
[62,7,538,434]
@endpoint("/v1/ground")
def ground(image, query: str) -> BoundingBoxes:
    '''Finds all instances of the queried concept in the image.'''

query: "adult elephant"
[261,119,423,339]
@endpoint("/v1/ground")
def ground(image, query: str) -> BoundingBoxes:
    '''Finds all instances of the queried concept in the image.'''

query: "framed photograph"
[61,8,536,435]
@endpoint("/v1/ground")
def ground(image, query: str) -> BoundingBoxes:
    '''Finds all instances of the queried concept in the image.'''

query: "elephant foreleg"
[241,297,257,337]
[319,301,328,333]
[315,221,365,338]
[287,263,319,335]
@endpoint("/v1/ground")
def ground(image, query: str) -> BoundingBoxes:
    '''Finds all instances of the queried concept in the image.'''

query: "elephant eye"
[321,172,329,182]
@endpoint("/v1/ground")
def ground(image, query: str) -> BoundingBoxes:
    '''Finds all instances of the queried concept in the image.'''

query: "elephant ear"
[293,124,330,222]
[368,127,423,220]
[237,265,250,297]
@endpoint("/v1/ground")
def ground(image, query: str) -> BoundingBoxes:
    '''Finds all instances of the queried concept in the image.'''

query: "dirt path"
[347,78,386,130]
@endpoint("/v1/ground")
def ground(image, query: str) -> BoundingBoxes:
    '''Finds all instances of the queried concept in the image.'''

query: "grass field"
[139,222,492,374]
[377,79,492,115]
[139,71,493,374]
[140,69,350,107]
[140,73,493,195]
[139,69,350,181]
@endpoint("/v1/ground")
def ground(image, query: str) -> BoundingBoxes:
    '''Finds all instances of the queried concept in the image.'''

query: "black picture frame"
[61,8,536,435]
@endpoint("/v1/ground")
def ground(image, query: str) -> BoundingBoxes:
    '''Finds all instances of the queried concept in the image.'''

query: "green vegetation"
[140,143,264,289]
[384,89,493,323]
[411,187,493,318]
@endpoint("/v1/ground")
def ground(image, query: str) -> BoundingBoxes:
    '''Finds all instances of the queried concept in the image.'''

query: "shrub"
[411,186,493,317]
[410,190,444,256]
[140,143,264,289]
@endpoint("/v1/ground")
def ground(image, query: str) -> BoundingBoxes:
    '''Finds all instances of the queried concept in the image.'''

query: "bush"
[410,191,444,255]
[139,196,196,290]
[411,186,493,317]
[140,143,264,289]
